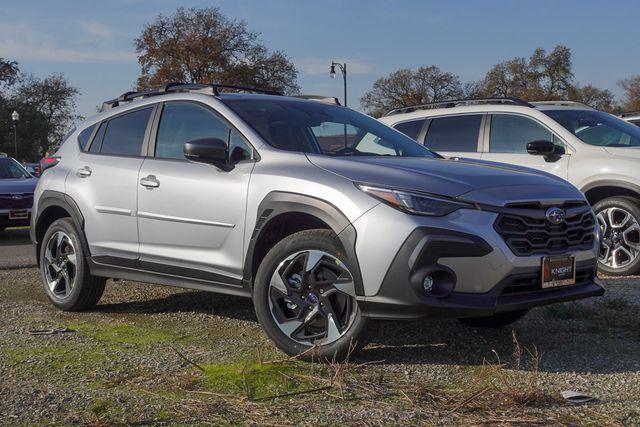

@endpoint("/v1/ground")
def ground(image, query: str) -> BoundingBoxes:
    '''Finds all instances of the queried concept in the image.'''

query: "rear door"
[421,114,485,159]
[136,101,255,283]
[65,106,155,262]
[481,113,569,179]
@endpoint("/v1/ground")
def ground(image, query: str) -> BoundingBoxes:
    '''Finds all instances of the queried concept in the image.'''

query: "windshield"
[0,158,31,179]
[543,109,640,147]
[223,98,437,158]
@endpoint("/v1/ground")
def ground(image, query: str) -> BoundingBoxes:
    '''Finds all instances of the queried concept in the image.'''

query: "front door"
[481,113,570,179]
[136,101,255,283]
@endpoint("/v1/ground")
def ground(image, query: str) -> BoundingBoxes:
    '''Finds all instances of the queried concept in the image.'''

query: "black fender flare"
[243,191,364,296]
[581,180,640,197]
[32,190,89,266]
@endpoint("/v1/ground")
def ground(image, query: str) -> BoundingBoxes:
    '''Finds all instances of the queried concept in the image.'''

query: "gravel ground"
[1,265,639,425]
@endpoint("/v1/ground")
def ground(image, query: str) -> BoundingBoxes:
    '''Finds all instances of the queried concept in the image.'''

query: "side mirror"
[183,138,230,170]
[526,140,555,156]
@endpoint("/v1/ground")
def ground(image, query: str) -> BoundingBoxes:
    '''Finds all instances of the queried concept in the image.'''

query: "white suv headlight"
[357,184,473,216]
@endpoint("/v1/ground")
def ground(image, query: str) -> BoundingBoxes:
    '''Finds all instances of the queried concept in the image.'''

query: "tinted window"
[544,109,640,147]
[394,119,426,140]
[424,115,482,152]
[78,125,96,150]
[89,122,107,153]
[100,108,152,156]
[155,103,230,160]
[0,158,30,179]
[489,114,553,153]
[632,120,640,127]
[223,98,436,158]
[229,130,253,162]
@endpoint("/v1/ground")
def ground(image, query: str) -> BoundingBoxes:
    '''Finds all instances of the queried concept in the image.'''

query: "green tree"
[135,7,299,94]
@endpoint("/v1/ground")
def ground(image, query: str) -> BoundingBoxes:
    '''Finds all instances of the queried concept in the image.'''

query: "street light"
[11,110,19,159]
[329,61,347,107]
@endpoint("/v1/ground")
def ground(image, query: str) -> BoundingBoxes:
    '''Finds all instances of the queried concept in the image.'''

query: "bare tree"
[135,7,299,94]
[360,66,463,117]
[619,75,640,112]
[567,84,616,112]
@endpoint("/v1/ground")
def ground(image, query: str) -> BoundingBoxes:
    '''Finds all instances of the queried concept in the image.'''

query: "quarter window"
[78,124,96,150]
[424,115,482,152]
[99,108,153,156]
[394,119,426,140]
[489,114,553,153]
[155,103,230,160]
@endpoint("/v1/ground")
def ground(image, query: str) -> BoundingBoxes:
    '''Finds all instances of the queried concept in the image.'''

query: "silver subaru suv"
[31,83,603,360]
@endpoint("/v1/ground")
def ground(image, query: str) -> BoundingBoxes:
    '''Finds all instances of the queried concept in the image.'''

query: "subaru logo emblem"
[545,207,566,225]
[11,194,23,200]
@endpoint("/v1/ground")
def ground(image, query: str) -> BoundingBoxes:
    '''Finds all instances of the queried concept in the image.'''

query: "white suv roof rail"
[531,100,594,109]
[384,97,535,116]
[293,95,341,105]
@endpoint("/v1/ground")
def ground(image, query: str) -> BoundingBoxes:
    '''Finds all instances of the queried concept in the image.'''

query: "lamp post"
[329,61,347,107]
[11,110,19,159]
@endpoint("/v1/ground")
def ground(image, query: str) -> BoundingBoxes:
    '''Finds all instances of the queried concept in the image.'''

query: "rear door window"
[99,108,153,156]
[424,115,482,152]
[393,119,426,140]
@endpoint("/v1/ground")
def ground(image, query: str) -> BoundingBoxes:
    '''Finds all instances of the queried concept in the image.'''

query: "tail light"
[40,156,61,173]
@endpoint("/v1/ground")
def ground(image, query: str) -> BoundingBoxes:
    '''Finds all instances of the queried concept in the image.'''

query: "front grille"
[494,202,595,256]
[501,268,594,295]
[0,193,34,210]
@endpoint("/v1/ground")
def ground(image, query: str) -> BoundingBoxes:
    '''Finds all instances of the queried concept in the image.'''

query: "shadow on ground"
[0,227,30,246]
[94,281,640,375]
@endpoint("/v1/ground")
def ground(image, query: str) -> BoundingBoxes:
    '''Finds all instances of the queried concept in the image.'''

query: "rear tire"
[253,229,371,362]
[40,218,106,311]
[593,196,640,276]
[458,309,529,328]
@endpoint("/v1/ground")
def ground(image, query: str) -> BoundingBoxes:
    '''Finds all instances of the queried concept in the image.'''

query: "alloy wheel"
[597,207,640,269]
[268,250,357,346]
[43,231,77,299]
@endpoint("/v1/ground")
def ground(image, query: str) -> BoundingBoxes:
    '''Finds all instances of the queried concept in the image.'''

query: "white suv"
[620,111,640,127]
[380,98,640,276]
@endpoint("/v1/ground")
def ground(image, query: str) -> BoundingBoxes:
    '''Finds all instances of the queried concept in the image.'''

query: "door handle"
[76,166,92,178]
[140,175,160,188]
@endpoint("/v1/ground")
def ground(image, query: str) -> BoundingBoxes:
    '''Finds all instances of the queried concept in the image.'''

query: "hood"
[0,177,38,194]
[307,155,583,206]
[604,146,640,159]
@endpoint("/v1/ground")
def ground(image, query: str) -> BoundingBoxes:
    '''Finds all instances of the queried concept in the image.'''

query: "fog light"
[422,275,434,293]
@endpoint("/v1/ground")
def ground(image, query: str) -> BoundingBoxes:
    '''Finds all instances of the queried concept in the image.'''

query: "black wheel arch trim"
[243,191,364,296]
[32,190,89,267]
[581,180,640,199]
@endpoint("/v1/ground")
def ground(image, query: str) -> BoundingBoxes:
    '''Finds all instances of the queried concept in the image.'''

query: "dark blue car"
[0,156,38,231]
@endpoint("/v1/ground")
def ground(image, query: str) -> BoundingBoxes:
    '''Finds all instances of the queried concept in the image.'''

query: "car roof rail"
[384,97,535,116]
[100,82,283,111]
[531,100,595,109]
[620,110,640,118]
[293,95,341,105]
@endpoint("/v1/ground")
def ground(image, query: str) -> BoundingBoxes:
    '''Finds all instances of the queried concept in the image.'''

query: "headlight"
[357,184,472,216]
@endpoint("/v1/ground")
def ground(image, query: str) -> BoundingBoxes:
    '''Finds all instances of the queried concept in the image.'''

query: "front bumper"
[352,207,603,320]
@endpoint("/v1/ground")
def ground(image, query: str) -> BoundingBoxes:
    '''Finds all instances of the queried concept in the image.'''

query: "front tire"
[40,218,106,311]
[253,229,371,361]
[458,309,529,328]
[594,196,640,276]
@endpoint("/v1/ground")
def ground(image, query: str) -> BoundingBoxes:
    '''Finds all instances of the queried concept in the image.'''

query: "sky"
[0,0,639,119]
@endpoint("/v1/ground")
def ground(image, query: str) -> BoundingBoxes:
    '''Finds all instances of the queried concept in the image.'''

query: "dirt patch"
[1,268,639,425]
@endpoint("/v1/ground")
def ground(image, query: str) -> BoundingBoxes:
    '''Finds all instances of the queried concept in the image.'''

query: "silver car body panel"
[34,92,600,312]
